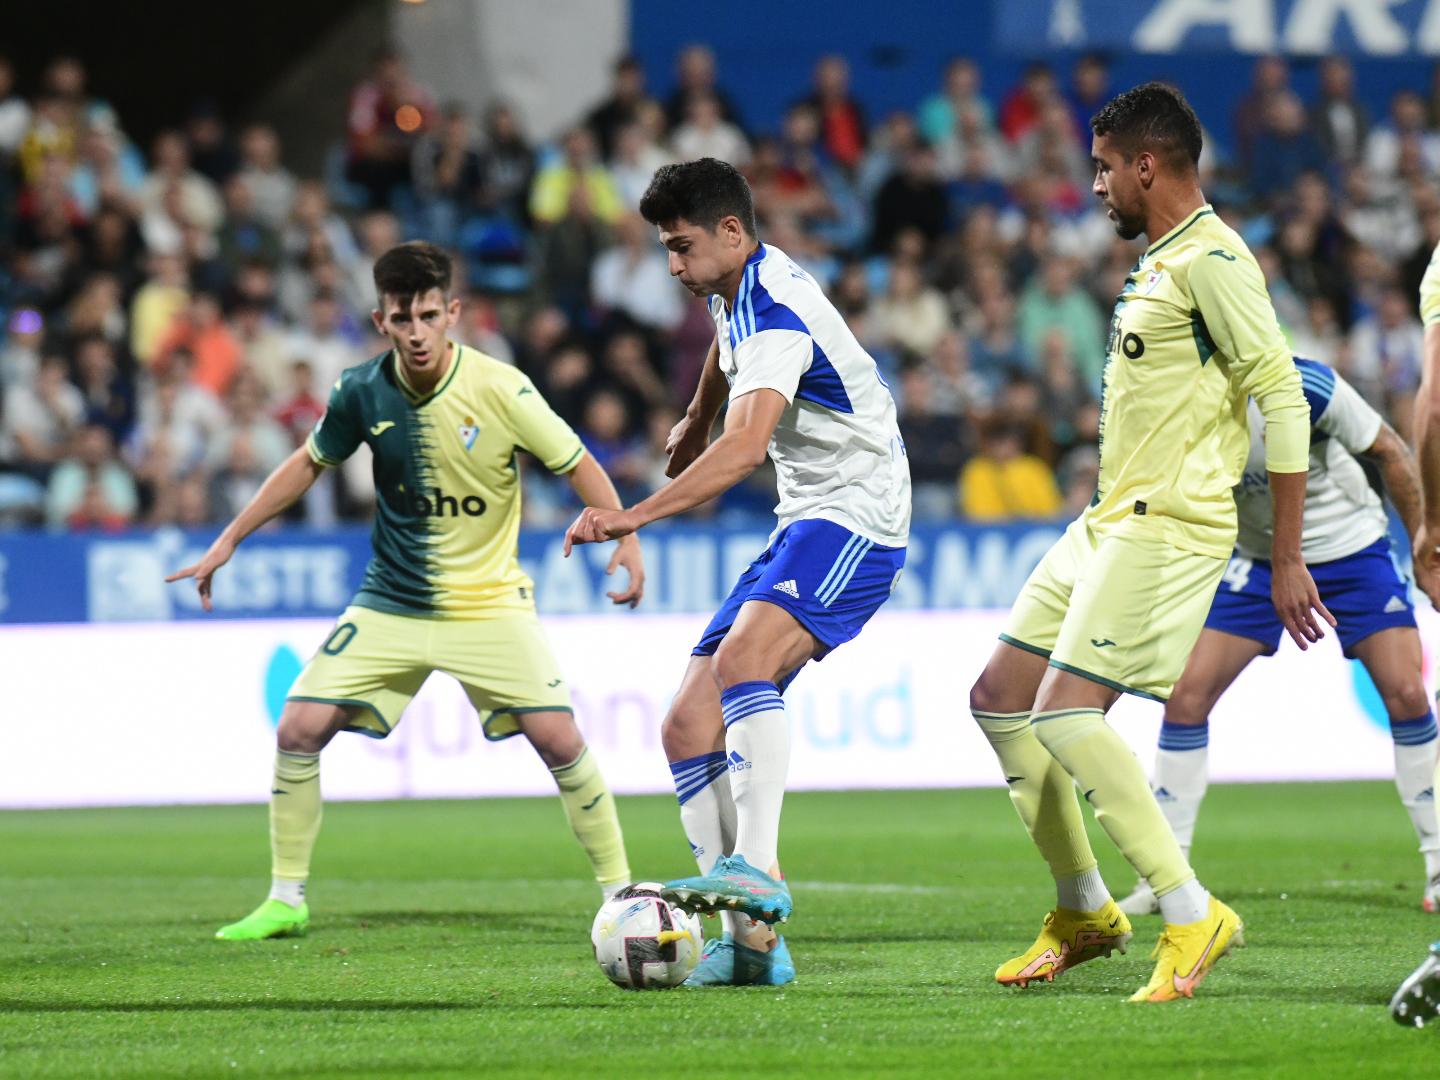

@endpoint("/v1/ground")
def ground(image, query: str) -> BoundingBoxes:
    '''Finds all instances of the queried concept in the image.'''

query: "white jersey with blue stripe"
[709,243,911,548]
[1234,358,1387,563]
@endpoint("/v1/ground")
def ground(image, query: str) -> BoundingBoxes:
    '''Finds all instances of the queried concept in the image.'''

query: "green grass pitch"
[3,783,1437,1078]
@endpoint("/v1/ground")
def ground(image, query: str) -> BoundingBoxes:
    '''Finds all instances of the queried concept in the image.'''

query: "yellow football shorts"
[1001,515,1227,702]
[287,605,573,740]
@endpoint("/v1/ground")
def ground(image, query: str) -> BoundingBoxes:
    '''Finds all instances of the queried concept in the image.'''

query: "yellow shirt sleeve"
[507,374,585,474]
[1188,250,1309,474]
[1419,241,1440,325]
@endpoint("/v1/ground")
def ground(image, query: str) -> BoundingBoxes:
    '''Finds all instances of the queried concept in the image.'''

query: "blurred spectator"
[238,124,297,229]
[1248,92,1327,202]
[870,144,947,255]
[73,334,134,444]
[600,331,669,424]
[929,329,994,416]
[1348,285,1424,408]
[69,111,145,218]
[1233,55,1290,170]
[672,94,750,167]
[1,309,44,389]
[154,291,242,396]
[208,370,290,473]
[274,360,326,447]
[1036,329,1094,453]
[897,365,967,521]
[285,180,360,267]
[217,174,282,273]
[872,259,951,356]
[801,55,866,171]
[342,210,401,315]
[453,290,515,364]
[537,341,596,427]
[998,63,1059,143]
[857,112,920,204]
[45,423,137,529]
[1067,54,1110,135]
[611,118,673,209]
[577,389,645,491]
[1311,55,1369,166]
[127,353,224,482]
[1365,90,1440,179]
[666,44,744,133]
[587,56,648,162]
[0,55,32,158]
[1016,257,1104,390]
[919,57,994,146]
[229,286,293,399]
[345,47,435,209]
[477,102,536,223]
[285,291,365,393]
[530,128,622,227]
[412,103,483,242]
[2,354,84,468]
[958,420,1061,521]
[936,100,1012,185]
[129,252,190,367]
[185,101,239,185]
[139,130,223,246]
[591,212,686,333]
[1057,444,1100,515]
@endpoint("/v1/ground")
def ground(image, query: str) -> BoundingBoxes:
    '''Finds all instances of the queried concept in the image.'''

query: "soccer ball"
[591,882,703,989]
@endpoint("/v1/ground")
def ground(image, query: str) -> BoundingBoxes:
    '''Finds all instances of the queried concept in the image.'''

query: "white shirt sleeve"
[1316,371,1383,455]
[728,329,810,404]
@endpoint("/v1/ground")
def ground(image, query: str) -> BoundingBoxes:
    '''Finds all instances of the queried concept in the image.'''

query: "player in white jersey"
[1118,357,1440,915]
[564,158,912,986]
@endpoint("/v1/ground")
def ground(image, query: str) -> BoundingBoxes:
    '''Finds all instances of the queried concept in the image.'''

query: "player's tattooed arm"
[666,337,726,478]
[1363,421,1440,609]
[563,453,645,608]
[165,447,326,611]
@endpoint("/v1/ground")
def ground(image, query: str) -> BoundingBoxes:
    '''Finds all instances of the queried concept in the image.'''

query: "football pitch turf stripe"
[1,783,1438,1078]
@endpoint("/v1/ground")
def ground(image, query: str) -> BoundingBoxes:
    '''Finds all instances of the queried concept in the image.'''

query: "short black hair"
[1090,81,1203,172]
[639,158,757,238]
[372,241,452,307]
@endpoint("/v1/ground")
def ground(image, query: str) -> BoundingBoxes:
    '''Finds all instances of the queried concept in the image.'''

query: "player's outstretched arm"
[666,338,727,478]
[1362,420,1440,609]
[1413,323,1440,583]
[165,447,326,611]
[563,452,645,608]
[564,388,785,552]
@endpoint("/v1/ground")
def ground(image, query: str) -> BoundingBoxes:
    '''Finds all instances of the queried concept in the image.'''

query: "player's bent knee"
[519,710,587,769]
[276,701,346,754]
[1162,689,1210,727]
[1381,683,1434,723]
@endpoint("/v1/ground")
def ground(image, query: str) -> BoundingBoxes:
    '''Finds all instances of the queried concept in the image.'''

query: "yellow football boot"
[1129,895,1244,1003]
[995,900,1133,988]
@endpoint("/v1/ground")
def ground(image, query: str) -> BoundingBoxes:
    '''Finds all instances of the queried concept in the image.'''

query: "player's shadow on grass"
[0,999,477,1014]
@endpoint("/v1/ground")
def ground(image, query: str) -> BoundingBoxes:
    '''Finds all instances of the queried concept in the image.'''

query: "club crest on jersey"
[1142,267,1166,295]
[458,417,480,451]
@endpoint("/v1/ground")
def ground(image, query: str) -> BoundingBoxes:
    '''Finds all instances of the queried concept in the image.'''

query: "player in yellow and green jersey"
[966,84,1332,1002]
[168,242,642,940]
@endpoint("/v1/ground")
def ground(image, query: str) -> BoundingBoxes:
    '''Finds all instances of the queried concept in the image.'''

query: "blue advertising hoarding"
[0,522,1066,624]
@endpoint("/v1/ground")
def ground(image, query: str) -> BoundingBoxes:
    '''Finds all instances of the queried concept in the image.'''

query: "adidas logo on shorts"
[1384,595,1409,614]
[773,579,800,599]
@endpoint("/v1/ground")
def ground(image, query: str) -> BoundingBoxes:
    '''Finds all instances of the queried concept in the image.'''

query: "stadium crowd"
[0,48,1436,531]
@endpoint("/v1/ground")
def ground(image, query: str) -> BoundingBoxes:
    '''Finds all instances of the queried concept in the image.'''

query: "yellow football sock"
[270,750,322,882]
[1032,707,1193,896]
[551,748,630,889]
[973,710,1098,880]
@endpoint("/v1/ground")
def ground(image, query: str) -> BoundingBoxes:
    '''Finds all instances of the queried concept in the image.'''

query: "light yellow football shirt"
[1419,239,1440,326]
[1089,204,1309,558]
[307,343,585,618]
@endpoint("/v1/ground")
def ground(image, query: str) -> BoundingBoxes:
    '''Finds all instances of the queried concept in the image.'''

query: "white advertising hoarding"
[1,610,1427,808]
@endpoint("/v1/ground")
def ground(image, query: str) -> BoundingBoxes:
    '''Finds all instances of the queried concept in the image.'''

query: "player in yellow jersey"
[167,243,643,940]
[967,84,1332,1002]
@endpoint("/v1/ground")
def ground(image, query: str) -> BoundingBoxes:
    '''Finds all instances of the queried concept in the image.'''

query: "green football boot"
[215,899,310,941]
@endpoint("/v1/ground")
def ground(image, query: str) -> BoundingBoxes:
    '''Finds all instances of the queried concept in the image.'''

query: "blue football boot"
[684,934,797,987]
[662,854,793,923]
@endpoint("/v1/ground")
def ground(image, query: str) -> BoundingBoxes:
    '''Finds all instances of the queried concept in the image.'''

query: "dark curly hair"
[372,241,452,307]
[639,157,757,237]
[1090,82,1203,173]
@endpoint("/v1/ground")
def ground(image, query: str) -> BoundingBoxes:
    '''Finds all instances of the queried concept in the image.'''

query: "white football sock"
[1056,867,1111,911]
[721,681,790,875]
[668,750,734,874]
[269,878,305,907]
[1154,721,1210,862]
[1390,713,1439,867]
[1157,877,1210,925]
